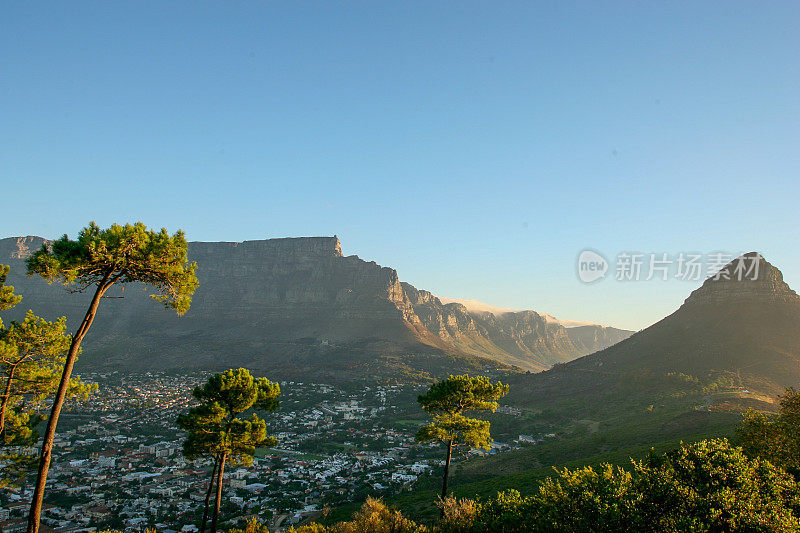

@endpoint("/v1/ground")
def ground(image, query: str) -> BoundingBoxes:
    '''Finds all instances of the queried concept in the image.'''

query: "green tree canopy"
[24,222,198,533]
[738,387,800,477]
[0,265,22,314]
[418,374,510,417]
[417,375,508,501]
[417,374,509,449]
[0,266,94,488]
[0,311,94,443]
[179,368,281,465]
[416,414,491,451]
[177,368,280,533]
[465,439,800,533]
[27,221,198,313]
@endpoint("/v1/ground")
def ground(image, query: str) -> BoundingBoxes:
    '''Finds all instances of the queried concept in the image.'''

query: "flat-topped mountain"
[0,235,630,380]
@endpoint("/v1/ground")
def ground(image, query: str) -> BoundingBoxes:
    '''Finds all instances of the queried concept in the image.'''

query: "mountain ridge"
[0,235,632,378]
[437,297,607,329]
[507,252,800,407]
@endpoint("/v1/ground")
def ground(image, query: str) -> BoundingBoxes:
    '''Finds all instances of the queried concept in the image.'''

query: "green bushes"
[285,439,800,532]
[739,387,800,476]
[436,439,800,532]
[634,439,800,531]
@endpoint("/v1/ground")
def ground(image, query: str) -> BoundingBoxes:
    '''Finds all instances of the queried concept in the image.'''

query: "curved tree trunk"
[27,277,110,533]
[200,455,220,533]
[210,452,227,533]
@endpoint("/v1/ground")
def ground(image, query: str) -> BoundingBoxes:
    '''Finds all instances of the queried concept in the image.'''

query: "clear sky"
[2,2,798,330]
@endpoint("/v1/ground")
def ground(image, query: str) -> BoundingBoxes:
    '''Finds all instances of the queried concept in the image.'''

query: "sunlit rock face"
[683,252,800,306]
[0,235,630,379]
[0,235,431,378]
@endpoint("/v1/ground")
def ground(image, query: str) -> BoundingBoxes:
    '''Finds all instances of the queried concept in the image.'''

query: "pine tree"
[416,374,508,503]
[0,266,94,488]
[24,222,198,533]
[177,368,280,533]
[0,265,22,312]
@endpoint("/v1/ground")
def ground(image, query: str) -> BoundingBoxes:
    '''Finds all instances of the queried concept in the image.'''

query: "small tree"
[177,368,280,533]
[416,375,508,501]
[25,222,198,533]
[738,387,800,476]
[229,517,270,533]
[0,267,94,487]
[437,495,479,533]
[0,312,95,440]
[0,265,22,311]
[328,497,425,533]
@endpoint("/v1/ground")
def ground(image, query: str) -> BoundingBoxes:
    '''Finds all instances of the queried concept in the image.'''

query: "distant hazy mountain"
[407,288,632,371]
[438,297,603,328]
[509,252,800,405]
[0,235,630,380]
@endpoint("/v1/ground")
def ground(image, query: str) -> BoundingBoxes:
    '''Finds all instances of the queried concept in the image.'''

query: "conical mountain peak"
[507,251,800,398]
[683,252,799,306]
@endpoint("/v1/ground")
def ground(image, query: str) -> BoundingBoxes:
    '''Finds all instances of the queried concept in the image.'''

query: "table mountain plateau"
[0,235,630,380]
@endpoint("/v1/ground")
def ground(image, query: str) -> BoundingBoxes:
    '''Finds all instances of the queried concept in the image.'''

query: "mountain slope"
[404,284,632,370]
[508,252,800,404]
[437,253,798,499]
[0,235,630,379]
[0,236,466,380]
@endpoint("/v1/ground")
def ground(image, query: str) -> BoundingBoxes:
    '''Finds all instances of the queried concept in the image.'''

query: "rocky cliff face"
[566,325,634,355]
[0,236,442,379]
[401,282,633,370]
[684,252,800,306]
[0,235,630,379]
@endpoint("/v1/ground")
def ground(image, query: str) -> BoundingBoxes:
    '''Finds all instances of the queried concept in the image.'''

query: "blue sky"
[2,1,798,330]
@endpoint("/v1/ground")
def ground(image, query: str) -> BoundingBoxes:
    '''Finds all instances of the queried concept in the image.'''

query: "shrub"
[437,495,479,533]
[464,439,800,532]
[738,387,800,476]
[288,524,327,533]
[329,497,426,533]
[635,438,800,532]
[229,516,270,533]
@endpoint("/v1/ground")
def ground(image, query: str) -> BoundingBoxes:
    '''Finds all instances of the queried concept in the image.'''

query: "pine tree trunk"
[27,278,109,533]
[200,455,220,533]
[441,438,453,500]
[210,452,227,533]
[0,363,18,437]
